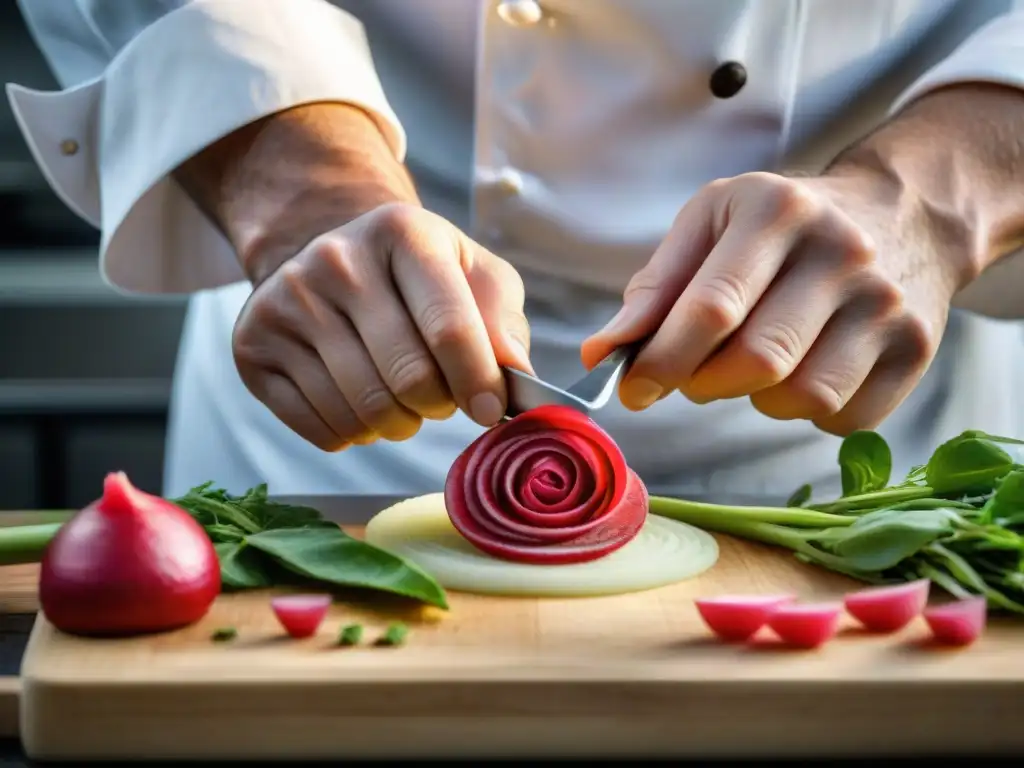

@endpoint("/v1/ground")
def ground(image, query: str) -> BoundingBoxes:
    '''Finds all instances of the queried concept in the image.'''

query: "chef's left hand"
[582,169,970,435]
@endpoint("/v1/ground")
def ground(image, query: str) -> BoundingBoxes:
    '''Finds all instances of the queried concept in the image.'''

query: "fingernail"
[469,392,505,426]
[621,377,664,410]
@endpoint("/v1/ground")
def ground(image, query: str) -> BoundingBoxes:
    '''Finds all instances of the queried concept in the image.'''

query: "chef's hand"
[175,104,532,452]
[233,204,533,450]
[582,169,967,435]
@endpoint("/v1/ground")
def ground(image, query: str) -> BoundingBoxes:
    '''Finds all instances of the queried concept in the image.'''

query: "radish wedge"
[766,602,843,648]
[844,579,930,633]
[694,595,795,642]
[365,493,719,597]
[270,594,332,638]
[923,596,987,646]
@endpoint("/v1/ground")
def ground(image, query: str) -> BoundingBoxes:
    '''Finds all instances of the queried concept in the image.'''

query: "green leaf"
[244,527,449,609]
[214,542,273,590]
[809,507,961,572]
[174,489,262,535]
[204,524,246,543]
[786,484,812,508]
[960,430,1024,446]
[837,431,892,496]
[925,432,1017,494]
[980,468,1024,526]
[926,543,1024,614]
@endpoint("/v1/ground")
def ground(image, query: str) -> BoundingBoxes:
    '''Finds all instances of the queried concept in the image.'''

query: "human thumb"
[581,281,667,370]
[465,247,535,375]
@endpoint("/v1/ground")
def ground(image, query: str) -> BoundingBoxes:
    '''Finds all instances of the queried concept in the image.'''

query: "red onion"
[39,472,221,636]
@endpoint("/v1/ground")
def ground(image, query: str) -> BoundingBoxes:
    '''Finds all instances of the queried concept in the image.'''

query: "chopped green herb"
[375,621,409,647]
[211,627,237,642]
[338,623,364,646]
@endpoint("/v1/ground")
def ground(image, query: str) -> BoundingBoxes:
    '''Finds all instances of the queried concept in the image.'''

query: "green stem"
[0,523,62,565]
[649,496,856,529]
[807,485,936,513]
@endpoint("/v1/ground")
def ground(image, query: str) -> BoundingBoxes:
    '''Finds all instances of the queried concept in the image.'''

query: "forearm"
[175,103,420,285]
[826,84,1024,290]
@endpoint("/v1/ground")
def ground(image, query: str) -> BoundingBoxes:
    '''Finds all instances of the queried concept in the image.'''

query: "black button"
[709,61,747,99]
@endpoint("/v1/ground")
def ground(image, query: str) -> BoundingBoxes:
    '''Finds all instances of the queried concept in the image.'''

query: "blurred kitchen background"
[0,4,184,510]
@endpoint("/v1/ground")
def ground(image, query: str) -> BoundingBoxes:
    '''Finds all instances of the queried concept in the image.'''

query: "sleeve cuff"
[890,9,1024,116]
[5,0,406,295]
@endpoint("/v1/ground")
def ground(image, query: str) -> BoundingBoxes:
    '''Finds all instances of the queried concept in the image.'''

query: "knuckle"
[623,269,664,303]
[352,385,398,423]
[750,174,818,225]
[370,202,425,250]
[419,304,473,350]
[893,311,938,362]
[387,350,442,401]
[792,377,847,419]
[837,225,877,268]
[275,259,320,316]
[691,273,747,332]
[276,258,307,292]
[312,237,366,294]
[242,292,288,334]
[741,323,803,382]
[231,327,262,367]
[861,273,905,317]
[704,176,732,195]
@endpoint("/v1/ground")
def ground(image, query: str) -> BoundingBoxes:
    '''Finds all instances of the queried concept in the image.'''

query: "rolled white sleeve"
[890,3,1024,114]
[6,0,407,295]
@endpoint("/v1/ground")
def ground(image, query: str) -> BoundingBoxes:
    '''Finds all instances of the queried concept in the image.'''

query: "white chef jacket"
[8,0,1024,503]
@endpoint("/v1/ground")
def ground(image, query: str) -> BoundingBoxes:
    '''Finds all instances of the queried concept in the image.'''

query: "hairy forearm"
[174,103,419,285]
[826,84,1024,290]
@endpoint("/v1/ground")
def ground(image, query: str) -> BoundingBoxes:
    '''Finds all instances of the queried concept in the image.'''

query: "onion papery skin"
[444,405,648,565]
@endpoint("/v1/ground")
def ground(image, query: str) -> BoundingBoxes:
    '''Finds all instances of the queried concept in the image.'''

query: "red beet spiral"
[444,405,648,565]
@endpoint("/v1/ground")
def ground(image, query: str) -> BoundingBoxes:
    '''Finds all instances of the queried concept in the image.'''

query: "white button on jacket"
[8,0,1024,500]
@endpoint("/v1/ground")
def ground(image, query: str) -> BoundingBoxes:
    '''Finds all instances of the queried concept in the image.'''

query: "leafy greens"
[651,429,1024,615]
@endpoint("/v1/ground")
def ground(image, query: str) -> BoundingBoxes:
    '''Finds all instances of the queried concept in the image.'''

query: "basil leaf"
[245,527,448,608]
[837,430,891,496]
[214,542,273,590]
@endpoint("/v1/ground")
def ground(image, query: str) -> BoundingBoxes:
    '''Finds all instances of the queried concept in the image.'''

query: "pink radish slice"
[694,594,796,642]
[270,594,332,638]
[922,596,987,646]
[843,579,930,633]
[766,602,843,648]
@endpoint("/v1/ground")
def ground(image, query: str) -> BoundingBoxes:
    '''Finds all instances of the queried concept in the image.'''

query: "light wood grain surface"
[15,528,1024,762]
[0,564,36,739]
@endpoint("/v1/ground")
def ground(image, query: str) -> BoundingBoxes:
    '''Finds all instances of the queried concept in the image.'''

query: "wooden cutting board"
[17,518,1024,763]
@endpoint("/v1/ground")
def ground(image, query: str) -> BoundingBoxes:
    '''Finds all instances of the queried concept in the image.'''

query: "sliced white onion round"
[365,493,720,597]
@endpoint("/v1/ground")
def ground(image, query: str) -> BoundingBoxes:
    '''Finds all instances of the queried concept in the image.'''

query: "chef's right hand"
[231,202,534,451]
